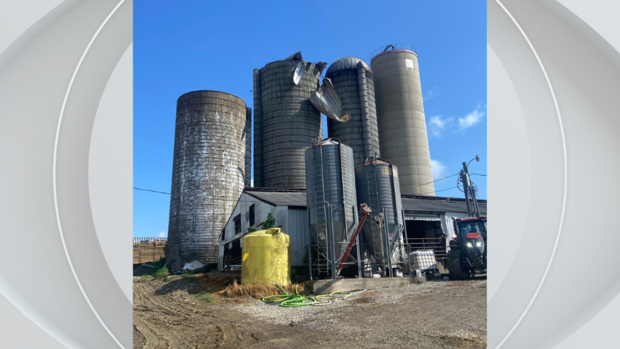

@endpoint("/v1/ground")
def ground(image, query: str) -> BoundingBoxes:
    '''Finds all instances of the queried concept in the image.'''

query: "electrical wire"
[133,187,170,195]
[470,173,487,177]
[410,173,459,189]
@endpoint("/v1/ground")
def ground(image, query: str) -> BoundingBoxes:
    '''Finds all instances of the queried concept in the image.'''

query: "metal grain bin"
[167,91,247,271]
[325,56,381,167]
[253,52,325,189]
[305,138,358,278]
[355,155,404,275]
[371,44,434,196]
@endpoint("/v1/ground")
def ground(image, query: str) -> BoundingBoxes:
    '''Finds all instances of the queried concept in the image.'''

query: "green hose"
[262,285,318,307]
[261,285,366,307]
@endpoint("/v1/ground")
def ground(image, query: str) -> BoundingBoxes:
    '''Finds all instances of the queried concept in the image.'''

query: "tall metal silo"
[305,138,358,278]
[371,44,434,196]
[244,107,252,187]
[325,56,381,167]
[253,52,325,189]
[167,91,247,271]
[355,155,404,275]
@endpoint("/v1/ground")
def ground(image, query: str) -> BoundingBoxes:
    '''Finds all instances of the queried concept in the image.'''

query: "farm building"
[218,188,487,275]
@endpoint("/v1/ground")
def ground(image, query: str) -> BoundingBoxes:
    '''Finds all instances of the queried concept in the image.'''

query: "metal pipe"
[384,207,393,277]
[307,208,313,280]
[328,205,337,279]
[337,204,370,273]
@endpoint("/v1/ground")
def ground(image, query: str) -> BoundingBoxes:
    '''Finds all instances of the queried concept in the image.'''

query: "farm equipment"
[446,216,487,279]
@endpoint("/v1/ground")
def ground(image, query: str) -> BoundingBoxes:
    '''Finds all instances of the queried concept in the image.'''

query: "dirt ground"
[133,275,486,349]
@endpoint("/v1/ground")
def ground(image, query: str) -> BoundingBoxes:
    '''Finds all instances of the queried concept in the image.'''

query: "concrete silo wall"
[254,58,323,189]
[326,57,380,167]
[371,49,435,196]
[167,91,247,271]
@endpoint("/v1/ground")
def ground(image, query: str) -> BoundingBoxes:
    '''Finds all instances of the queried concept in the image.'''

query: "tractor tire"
[447,248,469,280]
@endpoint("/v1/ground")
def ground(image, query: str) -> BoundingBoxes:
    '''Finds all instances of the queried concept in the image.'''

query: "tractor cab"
[454,217,487,241]
[447,216,487,279]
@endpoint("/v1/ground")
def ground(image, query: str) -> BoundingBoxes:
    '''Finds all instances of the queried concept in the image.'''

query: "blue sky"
[134,0,487,237]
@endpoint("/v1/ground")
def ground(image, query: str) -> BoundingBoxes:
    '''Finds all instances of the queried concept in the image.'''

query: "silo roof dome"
[326,56,371,77]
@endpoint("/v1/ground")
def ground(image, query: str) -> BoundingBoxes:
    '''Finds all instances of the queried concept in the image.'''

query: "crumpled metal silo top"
[325,56,371,78]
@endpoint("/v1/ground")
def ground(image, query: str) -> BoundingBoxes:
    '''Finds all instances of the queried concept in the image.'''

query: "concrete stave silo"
[371,45,434,196]
[305,138,358,278]
[325,56,380,168]
[355,155,404,276]
[167,91,247,271]
[253,53,325,189]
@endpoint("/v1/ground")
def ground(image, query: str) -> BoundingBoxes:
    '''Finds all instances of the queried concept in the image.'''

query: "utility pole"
[461,156,481,218]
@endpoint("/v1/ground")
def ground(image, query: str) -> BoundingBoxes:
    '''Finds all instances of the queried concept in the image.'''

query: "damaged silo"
[323,56,381,168]
[167,91,247,271]
[305,138,358,278]
[253,52,325,189]
[371,45,434,196]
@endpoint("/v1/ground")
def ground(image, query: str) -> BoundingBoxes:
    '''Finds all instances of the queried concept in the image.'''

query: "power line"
[471,173,487,177]
[133,187,170,195]
[418,186,458,195]
[411,173,459,188]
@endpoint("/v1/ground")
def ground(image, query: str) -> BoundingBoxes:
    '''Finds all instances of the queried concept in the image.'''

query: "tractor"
[446,216,487,279]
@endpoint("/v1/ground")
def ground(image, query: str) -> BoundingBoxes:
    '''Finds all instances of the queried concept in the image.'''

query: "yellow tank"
[241,228,291,286]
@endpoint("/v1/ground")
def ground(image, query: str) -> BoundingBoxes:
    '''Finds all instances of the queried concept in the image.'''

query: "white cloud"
[458,104,485,130]
[428,115,454,137]
[158,231,167,238]
[431,160,447,180]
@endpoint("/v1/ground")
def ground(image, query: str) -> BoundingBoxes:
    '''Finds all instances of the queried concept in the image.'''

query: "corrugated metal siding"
[286,208,310,266]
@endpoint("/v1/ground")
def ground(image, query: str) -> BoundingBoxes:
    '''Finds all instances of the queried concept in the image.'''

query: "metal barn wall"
[167,90,247,271]
[286,208,310,267]
[218,194,310,268]
[254,55,324,189]
[325,57,380,167]
[371,47,435,196]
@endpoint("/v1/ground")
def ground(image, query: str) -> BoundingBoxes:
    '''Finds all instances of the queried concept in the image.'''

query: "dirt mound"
[196,274,237,293]
[213,279,305,300]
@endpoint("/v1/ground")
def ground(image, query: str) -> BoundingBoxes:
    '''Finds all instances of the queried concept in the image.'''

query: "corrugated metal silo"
[167,91,247,271]
[253,52,325,189]
[305,138,358,277]
[244,107,252,187]
[325,56,380,167]
[371,44,435,196]
[355,155,403,275]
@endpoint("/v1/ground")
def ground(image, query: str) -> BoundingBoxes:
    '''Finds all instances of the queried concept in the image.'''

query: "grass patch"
[196,292,215,303]
[139,258,169,279]
[182,273,194,284]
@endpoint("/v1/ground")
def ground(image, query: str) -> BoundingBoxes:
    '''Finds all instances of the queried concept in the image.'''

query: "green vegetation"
[262,213,275,229]
[247,227,258,233]
[197,292,215,303]
[181,273,194,284]
[140,258,169,279]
